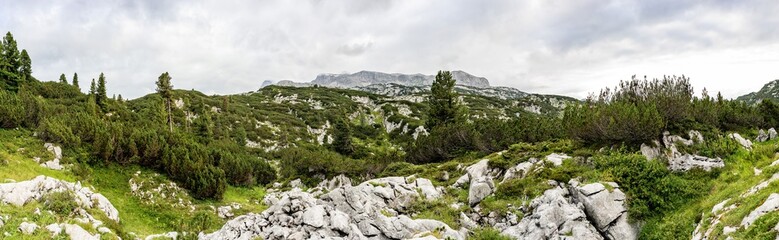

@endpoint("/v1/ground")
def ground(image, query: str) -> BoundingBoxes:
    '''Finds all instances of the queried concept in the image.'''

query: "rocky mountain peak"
[737,79,779,104]
[310,70,491,88]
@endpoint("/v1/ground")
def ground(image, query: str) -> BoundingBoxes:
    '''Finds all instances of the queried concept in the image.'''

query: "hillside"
[7,31,779,240]
[737,79,779,104]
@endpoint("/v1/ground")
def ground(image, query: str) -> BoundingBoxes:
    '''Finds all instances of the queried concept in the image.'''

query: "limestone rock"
[545,153,571,166]
[501,187,603,240]
[468,177,495,206]
[63,224,100,240]
[502,158,539,183]
[202,176,461,240]
[45,223,62,236]
[769,128,778,140]
[689,130,705,143]
[218,205,234,219]
[18,222,38,235]
[570,181,637,240]
[302,205,326,228]
[640,141,663,160]
[316,174,352,191]
[668,154,724,172]
[757,129,770,142]
[289,179,304,189]
[0,175,119,222]
[741,193,779,227]
[729,133,753,150]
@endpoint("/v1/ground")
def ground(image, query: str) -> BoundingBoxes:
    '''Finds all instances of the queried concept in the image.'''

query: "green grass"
[0,128,270,238]
[641,139,779,239]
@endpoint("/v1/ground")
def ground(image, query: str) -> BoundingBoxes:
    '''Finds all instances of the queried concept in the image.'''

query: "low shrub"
[41,191,78,215]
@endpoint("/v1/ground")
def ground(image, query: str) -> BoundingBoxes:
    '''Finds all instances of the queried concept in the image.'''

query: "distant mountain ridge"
[274,70,491,88]
[737,79,779,104]
[310,70,490,88]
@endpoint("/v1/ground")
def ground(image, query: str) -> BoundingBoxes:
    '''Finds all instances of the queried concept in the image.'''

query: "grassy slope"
[0,129,268,238]
[643,139,779,239]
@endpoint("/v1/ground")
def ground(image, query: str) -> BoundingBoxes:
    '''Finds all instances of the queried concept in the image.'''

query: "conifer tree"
[426,70,461,130]
[72,73,79,89]
[156,72,174,132]
[96,73,107,108]
[19,49,31,82]
[59,73,67,84]
[332,116,354,155]
[89,79,96,95]
[1,32,21,91]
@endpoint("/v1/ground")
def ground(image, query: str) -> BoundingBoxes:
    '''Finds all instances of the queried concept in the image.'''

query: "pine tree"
[89,79,96,95]
[19,49,31,82]
[72,73,79,90]
[156,72,174,132]
[426,70,461,130]
[96,73,107,108]
[1,32,21,91]
[332,117,354,155]
[59,73,67,84]
[117,94,123,102]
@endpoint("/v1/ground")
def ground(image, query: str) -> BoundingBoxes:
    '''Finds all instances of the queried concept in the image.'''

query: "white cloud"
[1,0,777,99]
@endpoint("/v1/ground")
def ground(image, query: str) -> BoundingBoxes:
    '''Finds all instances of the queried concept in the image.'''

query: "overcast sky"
[2,0,778,99]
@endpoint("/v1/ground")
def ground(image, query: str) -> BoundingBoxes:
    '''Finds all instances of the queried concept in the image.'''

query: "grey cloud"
[1,0,778,99]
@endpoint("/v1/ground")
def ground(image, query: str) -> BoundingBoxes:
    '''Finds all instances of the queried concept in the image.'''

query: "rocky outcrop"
[569,181,637,240]
[741,193,779,227]
[756,128,778,142]
[545,153,571,166]
[502,158,540,183]
[452,159,502,206]
[201,176,463,240]
[46,223,100,240]
[667,154,724,172]
[41,143,64,170]
[0,175,120,222]
[500,185,603,239]
[498,181,636,240]
[729,133,753,150]
[642,131,725,172]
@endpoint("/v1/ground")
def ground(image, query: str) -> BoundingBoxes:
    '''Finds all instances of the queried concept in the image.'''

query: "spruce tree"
[426,70,461,130]
[89,79,96,95]
[156,72,174,132]
[96,73,107,108]
[332,117,354,155]
[19,49,31,82]
[72,73,79,90]
[59,73,67,84]
[1,32,21,91]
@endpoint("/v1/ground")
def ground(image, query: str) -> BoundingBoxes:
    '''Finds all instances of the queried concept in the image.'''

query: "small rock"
[289,179,304,189]
[18,222,38,235]
[756,129,769,142]
[45,224,62,236]
[729,133,753,150]
[545,153,570,166]
[468,177,494,206]
[302,205,326,228]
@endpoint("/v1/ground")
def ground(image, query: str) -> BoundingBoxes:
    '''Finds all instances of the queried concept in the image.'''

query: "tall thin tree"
[19,49,31,82]
[156,72,174,132]
[96,73,107,108]
[72,72,79,90]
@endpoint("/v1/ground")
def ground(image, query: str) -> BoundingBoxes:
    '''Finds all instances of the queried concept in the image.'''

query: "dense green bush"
[41,191,78,215]
[594,152,709,220]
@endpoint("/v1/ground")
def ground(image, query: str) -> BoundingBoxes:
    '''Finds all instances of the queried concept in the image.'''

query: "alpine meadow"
[2,1,779,240]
